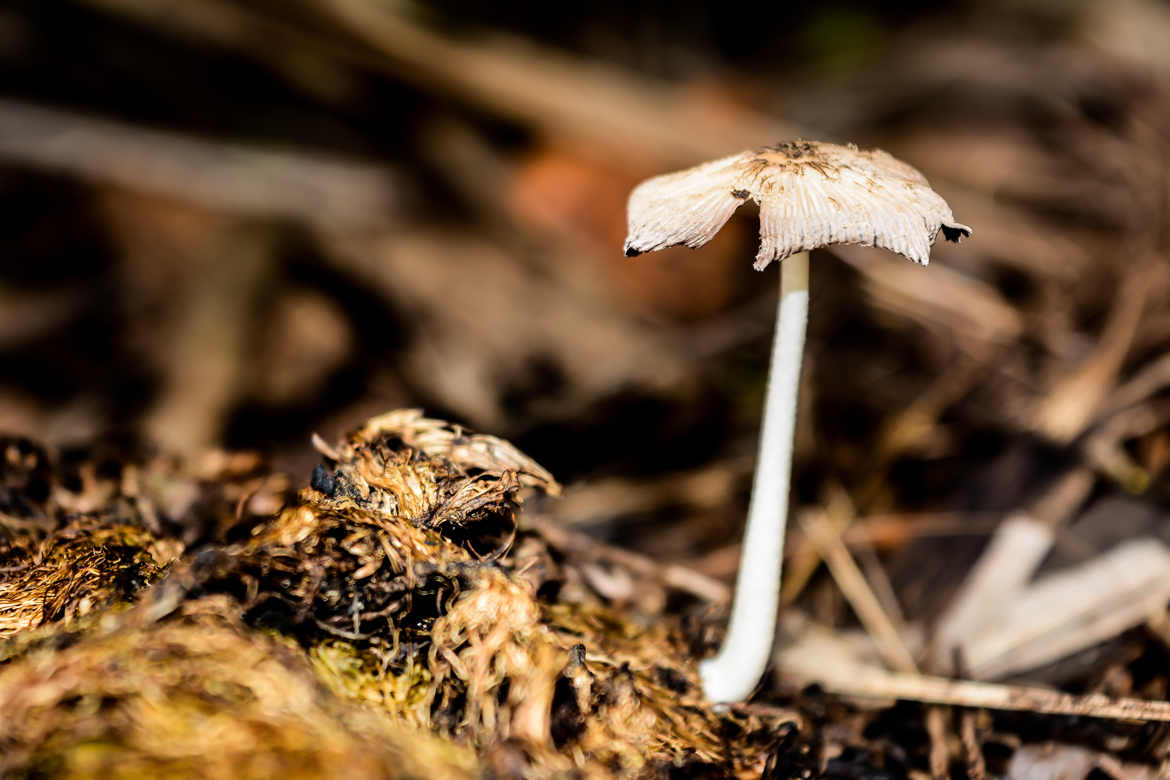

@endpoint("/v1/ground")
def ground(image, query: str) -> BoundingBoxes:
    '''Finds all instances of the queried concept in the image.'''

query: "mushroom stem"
[700,250,809,703]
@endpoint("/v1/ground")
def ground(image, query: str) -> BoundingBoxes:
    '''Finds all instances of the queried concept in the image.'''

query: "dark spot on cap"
[731,189,750,200]
[764,140,816,159]
[940,224,972,243]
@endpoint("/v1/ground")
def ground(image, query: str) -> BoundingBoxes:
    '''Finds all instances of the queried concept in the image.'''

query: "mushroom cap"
[624,140,971,269]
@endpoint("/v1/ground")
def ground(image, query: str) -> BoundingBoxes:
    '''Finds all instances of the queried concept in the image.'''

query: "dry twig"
[779,625,1170,722]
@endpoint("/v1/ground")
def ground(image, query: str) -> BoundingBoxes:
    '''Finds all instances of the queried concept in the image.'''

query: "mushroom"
[623,140,970,703]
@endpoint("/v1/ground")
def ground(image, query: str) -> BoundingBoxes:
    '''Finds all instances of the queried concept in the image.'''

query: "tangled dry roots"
[0,410,811,777]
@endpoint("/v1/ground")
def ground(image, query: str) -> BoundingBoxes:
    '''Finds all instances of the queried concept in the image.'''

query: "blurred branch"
[0,97,403,227]
[1035,263,1155,443]
[836,245,1025,348]
[141,226,279,454]
[1084,398,1170,492]
[1101,350,1170,419]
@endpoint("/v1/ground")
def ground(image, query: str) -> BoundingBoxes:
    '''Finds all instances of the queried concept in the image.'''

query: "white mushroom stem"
[700,250,809,703]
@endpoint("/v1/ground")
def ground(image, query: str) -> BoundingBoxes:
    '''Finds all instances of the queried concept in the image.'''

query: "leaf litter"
[0,411,816,778]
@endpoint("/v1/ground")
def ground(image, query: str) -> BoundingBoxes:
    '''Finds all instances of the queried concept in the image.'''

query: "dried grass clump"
[0,517,175,639]
[0,600,476,779]
[313,409,558,541]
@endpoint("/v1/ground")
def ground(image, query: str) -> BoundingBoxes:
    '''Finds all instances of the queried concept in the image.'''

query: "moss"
[0,603,476,778]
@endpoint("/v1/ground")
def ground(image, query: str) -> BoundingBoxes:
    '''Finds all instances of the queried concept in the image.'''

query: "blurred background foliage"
[1,0,1168,617]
